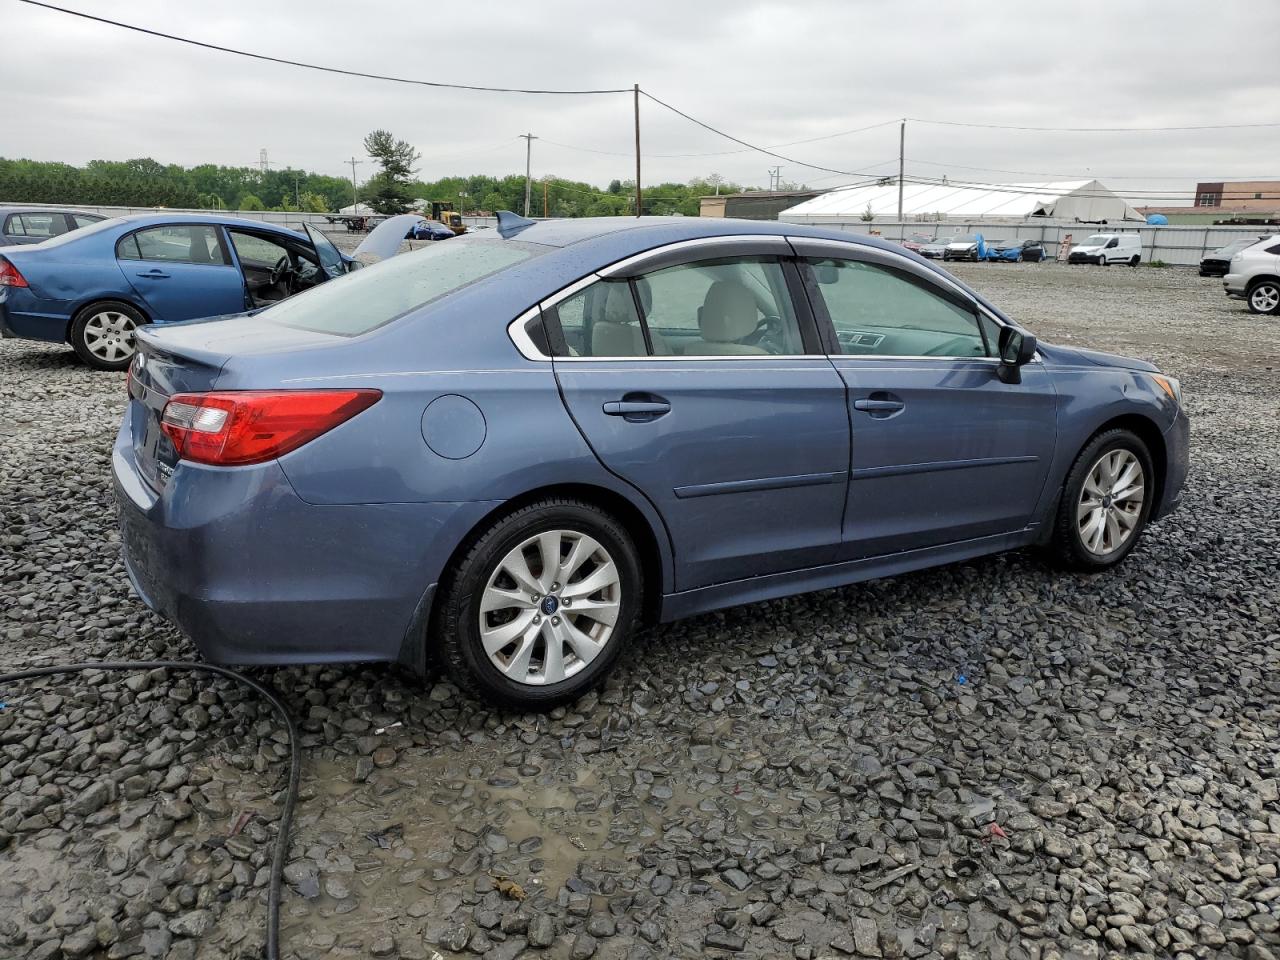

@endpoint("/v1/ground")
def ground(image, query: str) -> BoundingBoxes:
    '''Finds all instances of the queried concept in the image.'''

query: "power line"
[904,157,1280,182]
[894,174,1274,202]
[640,90,899,178]
[17,0,630,95]
[908,116,1280,132]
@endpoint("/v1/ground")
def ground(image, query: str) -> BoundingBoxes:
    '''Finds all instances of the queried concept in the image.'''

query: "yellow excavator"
[429,201,467,235]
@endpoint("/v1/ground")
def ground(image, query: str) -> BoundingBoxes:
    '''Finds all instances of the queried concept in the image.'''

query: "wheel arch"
[1245,274,1280,291]
[66,296,152,343]
[404,481,673,676]
[1037,411,1169,543]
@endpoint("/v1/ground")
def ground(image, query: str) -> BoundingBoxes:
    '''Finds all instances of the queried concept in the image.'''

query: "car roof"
[500,215,912,257]
[114,212,306,234]
[0,206,103,215]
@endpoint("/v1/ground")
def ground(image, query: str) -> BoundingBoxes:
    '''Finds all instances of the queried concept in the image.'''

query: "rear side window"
[14,213,68,238]
[264,238,539,336]
[1268,243,1280,255]
[3,215,25,237]
[118,225,229,265]
[73,214,104,228]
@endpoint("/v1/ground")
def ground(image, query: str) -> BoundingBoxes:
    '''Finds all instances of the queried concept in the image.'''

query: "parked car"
[1067,233,1142,266]
[985,238,1048,263]
[1199,236,1268,277]
[408,220,456,241]
[918,237,955,259]
[943,234,985,261]
[0,214,409,370]
[1222,235,1280,314]
[114,213,1189,708]
[900,233,934,253]
[1,207,106,245]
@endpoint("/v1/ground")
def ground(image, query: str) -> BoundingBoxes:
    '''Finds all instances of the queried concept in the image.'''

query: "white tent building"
[338,202,376,216]
[779,179,1144,224]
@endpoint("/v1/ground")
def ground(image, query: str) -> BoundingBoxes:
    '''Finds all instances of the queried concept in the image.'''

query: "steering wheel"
[744,315,786,353]
[269,255,293,288]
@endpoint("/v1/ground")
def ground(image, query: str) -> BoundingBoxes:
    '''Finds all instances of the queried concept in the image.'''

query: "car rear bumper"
[0,287,73,342]
[112,416,496,668]
[1222,273,1247,298]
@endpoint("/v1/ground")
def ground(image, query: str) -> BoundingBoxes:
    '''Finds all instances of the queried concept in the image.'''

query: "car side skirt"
[659,526,1038,622]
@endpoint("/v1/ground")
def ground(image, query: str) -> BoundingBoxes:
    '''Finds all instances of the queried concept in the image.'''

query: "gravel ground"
[1,261,1278,960]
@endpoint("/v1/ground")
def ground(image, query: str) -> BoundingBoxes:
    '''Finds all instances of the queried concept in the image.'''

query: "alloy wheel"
[1250,283,1280,314]
[82,310,138,364]
[478,529,622,686]
[1077,449,1145,555]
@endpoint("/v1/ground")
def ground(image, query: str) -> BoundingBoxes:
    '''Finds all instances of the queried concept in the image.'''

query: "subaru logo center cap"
[541,596,559,616]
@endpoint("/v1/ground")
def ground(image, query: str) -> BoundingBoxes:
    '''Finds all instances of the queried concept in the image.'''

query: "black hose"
[0,660,299,960]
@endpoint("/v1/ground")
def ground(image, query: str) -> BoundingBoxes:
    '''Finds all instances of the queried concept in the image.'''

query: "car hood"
[353,214,427,262]
[947,241,977,248]
[1041,343,1158,372]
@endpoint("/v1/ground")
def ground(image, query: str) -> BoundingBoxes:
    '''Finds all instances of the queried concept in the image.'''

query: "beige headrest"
[699,280,758,343]
[601,283,637,324]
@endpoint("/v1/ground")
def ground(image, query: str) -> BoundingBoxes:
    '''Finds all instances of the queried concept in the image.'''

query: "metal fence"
[775,217,1275,267]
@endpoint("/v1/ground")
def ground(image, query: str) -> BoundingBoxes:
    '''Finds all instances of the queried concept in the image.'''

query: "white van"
[1068,233,1142,267]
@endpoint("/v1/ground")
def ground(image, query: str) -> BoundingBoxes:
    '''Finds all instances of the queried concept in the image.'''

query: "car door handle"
[602,400,671,417]
[853,399,904,413]
[136,270,170,279]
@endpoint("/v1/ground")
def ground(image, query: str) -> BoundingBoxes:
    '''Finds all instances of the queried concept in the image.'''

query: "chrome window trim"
[505,234,1034,363]
[596,234,792,279]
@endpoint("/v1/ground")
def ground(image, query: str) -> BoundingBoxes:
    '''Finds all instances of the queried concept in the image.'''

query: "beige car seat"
[589,280,670,356]
[694,280,767,355]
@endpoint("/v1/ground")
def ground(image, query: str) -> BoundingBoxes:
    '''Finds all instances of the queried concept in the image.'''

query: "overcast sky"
[7,0,1280,202]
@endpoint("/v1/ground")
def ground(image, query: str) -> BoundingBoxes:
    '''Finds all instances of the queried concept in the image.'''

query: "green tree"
[363,129,421,214]
[239,193,265,211]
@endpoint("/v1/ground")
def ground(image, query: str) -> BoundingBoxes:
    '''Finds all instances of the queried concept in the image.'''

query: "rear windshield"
[263,237,542,336]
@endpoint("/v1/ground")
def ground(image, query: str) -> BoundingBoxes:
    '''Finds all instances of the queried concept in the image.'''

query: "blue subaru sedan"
[114,214,1190,708]
[0,213,361,370]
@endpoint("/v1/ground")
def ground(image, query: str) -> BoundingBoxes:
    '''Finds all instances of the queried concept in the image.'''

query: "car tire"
[1049,428,1155,571]
[434,498,643,709]
[1246,279,1280,315]
[69,300,146,371]
[1129,255,1140,268]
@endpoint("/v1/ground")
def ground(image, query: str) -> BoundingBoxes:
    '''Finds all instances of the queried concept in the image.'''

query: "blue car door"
[546,239,851,591]
[790,238,1058,559]
[118,223,246,322]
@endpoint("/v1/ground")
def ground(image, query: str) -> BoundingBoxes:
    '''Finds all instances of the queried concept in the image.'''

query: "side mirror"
[996,327,1037,384]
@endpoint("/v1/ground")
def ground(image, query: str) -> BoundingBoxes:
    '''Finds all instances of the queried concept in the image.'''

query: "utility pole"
[294,173,301,209]
[520,133,537,217]
[543,178,549,218]
[897,120,905,222]
[767,166,781,191]
[634,83,642,217]
[347,157,362,210]
[259,148,269,173]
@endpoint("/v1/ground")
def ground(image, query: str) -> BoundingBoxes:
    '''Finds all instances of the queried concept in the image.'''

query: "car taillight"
[0,258,28,287]
[160,389,381,466]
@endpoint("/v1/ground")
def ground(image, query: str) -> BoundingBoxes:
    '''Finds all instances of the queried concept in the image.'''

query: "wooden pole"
[634,84,642,217]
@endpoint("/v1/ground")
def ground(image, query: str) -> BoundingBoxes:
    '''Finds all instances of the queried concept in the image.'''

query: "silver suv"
[1223,236,1280,315]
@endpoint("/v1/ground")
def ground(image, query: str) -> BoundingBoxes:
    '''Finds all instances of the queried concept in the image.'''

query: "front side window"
[119,225,228,265]
[806,258,989,359]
